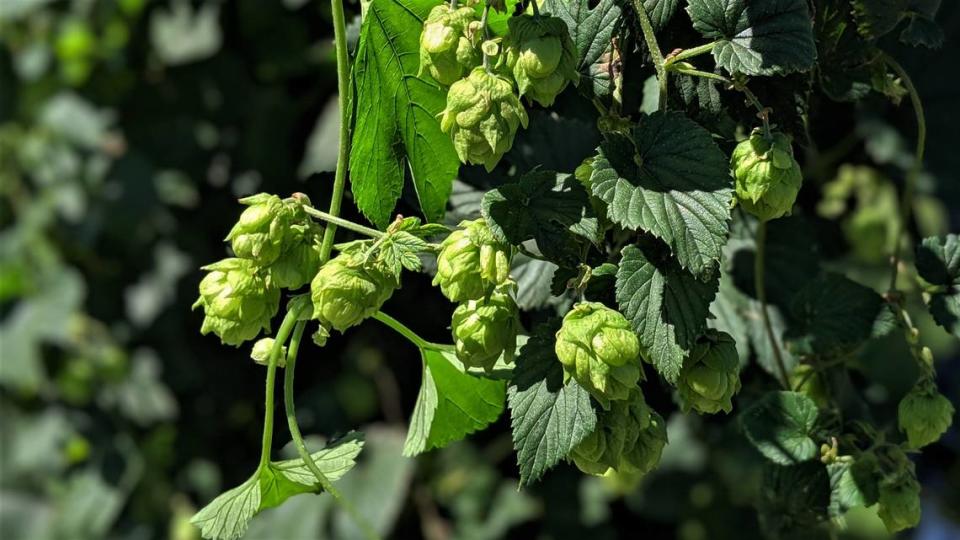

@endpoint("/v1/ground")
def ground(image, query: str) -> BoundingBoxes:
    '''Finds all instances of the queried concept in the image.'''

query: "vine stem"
[673,67,770,137]
[881,54,926,293]
[318,0,354,263]
[258,310,300,470]
[480,5,492,72]
[373,311,453,351]
[631,0,667,109]
[283,321,380,540]
[304,206,384,239]
[754,221,790,389]
[666,41,716,64]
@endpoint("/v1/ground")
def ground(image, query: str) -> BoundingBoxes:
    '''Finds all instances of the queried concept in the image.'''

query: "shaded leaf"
[542,0,622,98]
[785,274,886,357]
[741,391,819,465]
[916,234,960,337]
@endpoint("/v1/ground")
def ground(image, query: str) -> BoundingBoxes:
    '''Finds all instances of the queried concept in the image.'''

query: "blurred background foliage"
[0,0,958,539]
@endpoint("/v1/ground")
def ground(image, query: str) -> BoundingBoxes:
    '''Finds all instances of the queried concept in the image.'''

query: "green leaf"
[482,170,600,265]
[686,0,817,76]
[826,460,876,517]
[350,0,460,228]
[758,461,831,538]
[508,323,597,486]
[403,345,506,456]
[851,0,908,40]
[377,231,430,276]
[916,234,960,338]
[192,435,364,540]
[741,391,819,465]
[512,255,562,311]
[541,0,622,98]
[643,0,681,31]
[785,274,886,357]
[590,112,732,280]
[615,242,719,384]
[899,15,944,48]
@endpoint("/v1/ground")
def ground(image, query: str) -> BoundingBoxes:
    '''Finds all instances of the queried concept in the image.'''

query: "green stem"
[882,54,926,293]
[671,67,728,83]
[282,322,380,540]
[480,5,492,72]
[530,0,540,15]
[666,41,716,64]
[373,311,452,351]
[318,0,353,264]
[676,67,771,137]
[755,221,790,389]
[258,310,301,470]
[631,0,667,109]
[304,206,384,239]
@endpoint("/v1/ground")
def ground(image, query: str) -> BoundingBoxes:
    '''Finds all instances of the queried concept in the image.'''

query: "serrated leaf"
[590,112,732,279]
[350,0,460,228]
[851,0,908,40]
[643,0,681,31]
[508,323,597,485]
[686,0,817,76]
[482,170,600,265]
[191,435,363,540]
[785,274,886,357]
[403,345,506,456]
[741,391,819,465]
[758,461,831,538]
[542,0,622,99]
[616,242,719,383]
[826,460,875,517]
[916,234,960,337]
[377,231,430,276]
[899,14,944,48]
[512,255,562,311]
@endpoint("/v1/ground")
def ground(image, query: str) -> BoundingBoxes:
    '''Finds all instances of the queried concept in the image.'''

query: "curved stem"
[304,206,384,239]
[670,67,771,136]
[258,310,300,470]
[283,322,380,540]
[480,5,492,72]
[882,54,926,293]
[631,0,667,110]
[373,311,452,351]
[755,221,790,389]
[318,0,354,263]
[666,41,716,64]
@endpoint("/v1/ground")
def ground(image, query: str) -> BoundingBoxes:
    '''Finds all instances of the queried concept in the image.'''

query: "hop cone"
[433,218,511,302]
[570,390,667,476]
[451,291,519,371]
[440,67,528,171]
[193,258,280,346]
[310,250,397,332]
[731,130,803,221]
[225,193,290,265]
[418,5,481,86]
[676,330,741,414]
[898,380,954,449]
[504,15,579,106]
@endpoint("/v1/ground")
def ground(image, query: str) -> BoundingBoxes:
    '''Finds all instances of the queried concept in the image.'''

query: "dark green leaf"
[686,0,817,76]
[403,345,506,456]
[350,0,460,227]
[851,0,908,40]
[916,234,960,337]
[590,112,733,279]
[616,242,719,383]
[508,323,597,485]
[758,461,831,539]
[482,170,600,264]
[741,391,820,465]
[542,0,622,99]
[643,0,681,31]
[785,274,886,357]
[899,15,944,48]
[826,461,874,517]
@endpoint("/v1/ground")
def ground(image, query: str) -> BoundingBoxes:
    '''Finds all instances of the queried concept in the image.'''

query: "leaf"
[615,242,719,383]
[377,231,430,276]
[512,255,562,311]
[826,461,875,517]
[589,112,732,280]
[758,461,831,538]
[350,0,460,228]
[851,0,908,40]
[403,345,506,456]
[741,391,819,465]
[686,0,817,76]
[916,234,960,337]
[482,170,600,264]
[899,15,944,48]
[192,435,364,540]
[785,274,886,357]
[541,0,622,98]
[508,323,597,485]
[643,0,681,31]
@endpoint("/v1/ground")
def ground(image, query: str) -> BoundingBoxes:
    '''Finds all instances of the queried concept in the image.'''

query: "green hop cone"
[418,5,481,86]
[433,218,511,302]
[504,15,579,106]
[570,390,666,476]
[898,380,954,449]
[440,67,528,171]
[268,220,322,290]
[192,258,280,346]
[225,193,290,265]
[676,330,741,414]
[555,302,642,407]
[310,251,397,332]
[251,337,287,368]
[451,290,519,371]
[731,130,804,221]
[877,476,922,533]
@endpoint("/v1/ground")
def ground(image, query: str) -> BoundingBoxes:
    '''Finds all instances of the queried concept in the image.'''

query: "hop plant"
[451,290,519,371]
[676,330,741,414]
[418,5,481,86]
[504,14,579,106]
[226,194,291,265]
[193,258,280,346]
[310,250,397,332]
[555,302,642,407]
[440,67,528,171]
[433,218,511,302]
[731,130,804,221]
[570,390,666,476]
[898,380,954,449]
[877,476,922,533]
